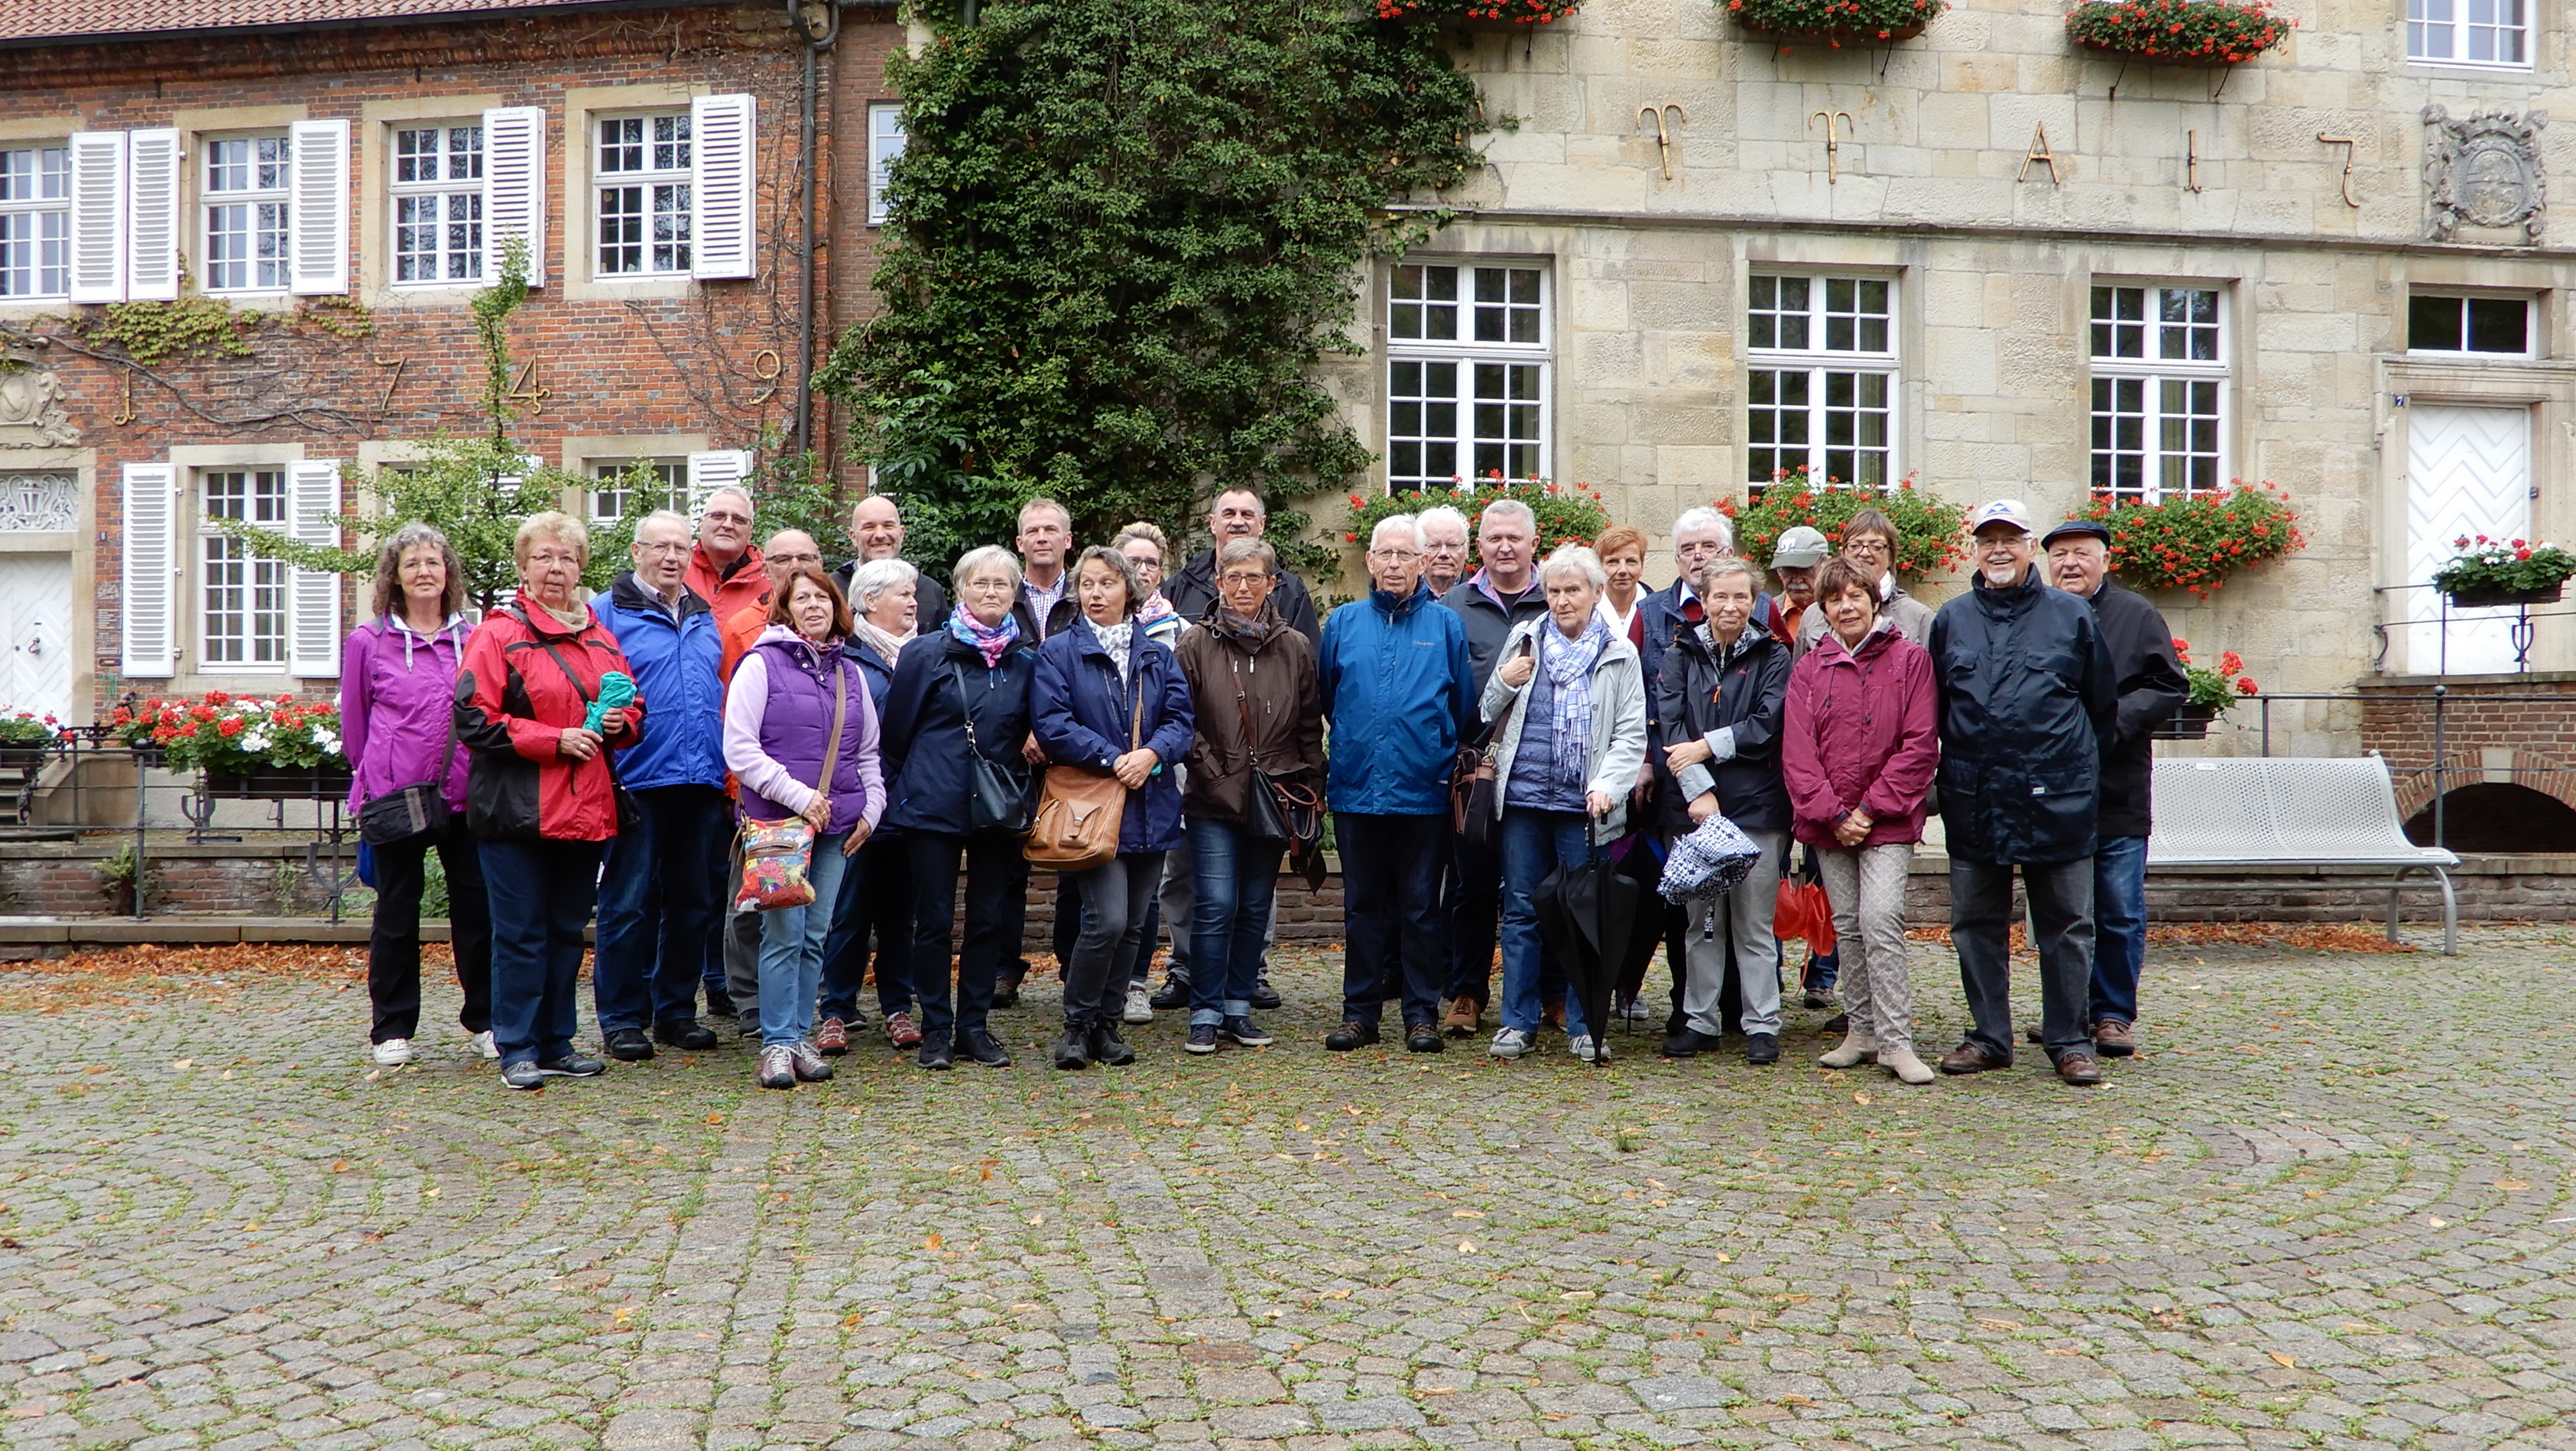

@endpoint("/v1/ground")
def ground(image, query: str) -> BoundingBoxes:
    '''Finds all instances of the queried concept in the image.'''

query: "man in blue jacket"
[589,510,729,1060]
[1318,514,1474,1054]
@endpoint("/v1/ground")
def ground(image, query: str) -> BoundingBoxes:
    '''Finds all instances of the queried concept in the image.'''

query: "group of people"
[346,478,2185,1091]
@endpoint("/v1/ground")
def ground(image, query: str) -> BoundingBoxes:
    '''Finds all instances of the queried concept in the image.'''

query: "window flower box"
[2433,537,2575,609]
[2065,0,2289,64]
[1376,0,1583,25]
[1724,0,1944,47]
[2078,482,2304,596]
[203,765,357,801]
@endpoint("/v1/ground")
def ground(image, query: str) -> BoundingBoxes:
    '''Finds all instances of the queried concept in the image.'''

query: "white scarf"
[853,616,912,670]
[1095,622,1134,684]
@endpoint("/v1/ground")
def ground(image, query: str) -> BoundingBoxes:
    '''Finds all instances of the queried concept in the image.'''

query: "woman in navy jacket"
[1030,546,1195,1070]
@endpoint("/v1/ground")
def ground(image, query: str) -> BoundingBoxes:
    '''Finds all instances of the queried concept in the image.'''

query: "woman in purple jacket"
[724,567,885,1091]
[342,522,494,1066]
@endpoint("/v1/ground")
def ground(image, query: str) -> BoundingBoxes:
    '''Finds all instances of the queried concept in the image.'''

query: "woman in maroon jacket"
[1781,558,1938,1086]
[455,511,646,1091]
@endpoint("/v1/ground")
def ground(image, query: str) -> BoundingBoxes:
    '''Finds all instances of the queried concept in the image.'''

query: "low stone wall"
[0,840,348,918]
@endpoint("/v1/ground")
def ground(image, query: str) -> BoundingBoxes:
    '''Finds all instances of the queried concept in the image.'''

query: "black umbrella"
[1532,820,1643,1063]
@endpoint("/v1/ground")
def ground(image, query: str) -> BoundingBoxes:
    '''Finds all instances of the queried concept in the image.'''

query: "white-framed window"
[203,134,291,293]
[2408,293,2533,355]
[0,144,70,300]
[596,112,690,276]
[868,104,904,227]
[2088,284,2226,503]
[2408,0,2528,65]
[390,123,483,284]
[1745,274,1896,488]
[1385,261,1550,489]
[198,468,288,667]
[589,458,689,522]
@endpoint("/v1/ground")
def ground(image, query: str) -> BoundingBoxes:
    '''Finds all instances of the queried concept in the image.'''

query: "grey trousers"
[1682,826,1787,1038]
[1950,855,2094,1063]
[1816,842,1916,1053]
[723,901,761,1027]
[1158,826,1195,975]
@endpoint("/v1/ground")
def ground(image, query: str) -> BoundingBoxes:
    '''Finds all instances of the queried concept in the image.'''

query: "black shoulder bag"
[950,661,1036,833]
[358,707,459,846]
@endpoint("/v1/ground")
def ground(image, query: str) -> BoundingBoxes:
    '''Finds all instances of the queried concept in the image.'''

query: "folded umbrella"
[1659,811,1762,904]
[1532,820,1641,1064]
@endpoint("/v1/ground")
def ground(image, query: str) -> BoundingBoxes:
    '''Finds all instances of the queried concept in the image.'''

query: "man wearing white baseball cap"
[1926,498,2117,1086]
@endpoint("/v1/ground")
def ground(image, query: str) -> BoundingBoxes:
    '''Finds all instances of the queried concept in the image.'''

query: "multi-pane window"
[2408,0,2527,64]
[2088,285,2227,503]
[1745,274,1895,487]
[1385,261,1550,489]
[589,459,689,522]
[596,113,691,275]
[391,124,483,283]
[204,135,291,292]
[2408,294,2532,355]
[200,469,287,667]
[868,104,904,228]
[0,144,68,299]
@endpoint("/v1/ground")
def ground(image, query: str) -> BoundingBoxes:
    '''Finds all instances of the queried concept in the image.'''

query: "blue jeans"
[1188,816,1284,1027]
[2088,834,2149,1027]
[480,837,605,1070]
[1499,808,1598,1040]
[758,829,850,1047]
[819,831,914,1022]
[592,784,728,1034]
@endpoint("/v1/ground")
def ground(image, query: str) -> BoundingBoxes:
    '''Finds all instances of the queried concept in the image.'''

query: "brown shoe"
[1543,999,1565,1033]
[884,1011,923,1049]
[1938,1043,2009,1076]
[2056,1053,2104,1086]
[816,1017,849,1056]
[2093,1019,2136,1057]
[1440,997,1480,1038]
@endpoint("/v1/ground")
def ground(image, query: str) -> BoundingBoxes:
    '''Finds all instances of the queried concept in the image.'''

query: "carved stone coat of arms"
[2424,105,2548,243]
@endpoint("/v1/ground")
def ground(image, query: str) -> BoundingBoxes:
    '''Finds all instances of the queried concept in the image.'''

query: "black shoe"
[537,1052,608,1077]
[1221,1015,1273,1048]
[1149,970,1192,1011]
[1822,1012,1849,1036]
[1087,1017,1136,1066]
[1184,1023,1221,1054]
[1744,1032,1780,1066]
[706,987,737,1021]
[1052,1023,1091,1070]
[603,1028,656,1062]
[500,1060,544,1090]
[1249,976,1283,1011]
[991,975,1024,1009]
[1661,1027,1716,1058]
[965,1028,1011,1067]
[1404,1021,1445,1053]
[918,1037,955,1070]
[1325,1019,1380,1052]
[654,1018,719,1051]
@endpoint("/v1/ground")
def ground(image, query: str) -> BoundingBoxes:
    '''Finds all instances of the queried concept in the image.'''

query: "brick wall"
[2356,676,2576,819]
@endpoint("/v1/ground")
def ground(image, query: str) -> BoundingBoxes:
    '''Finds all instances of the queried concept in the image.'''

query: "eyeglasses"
[1368,547,1422,561]
[634,540,689,557]
[1218,570,1272,586]
[527,550,582,568]
[769,553,823,568]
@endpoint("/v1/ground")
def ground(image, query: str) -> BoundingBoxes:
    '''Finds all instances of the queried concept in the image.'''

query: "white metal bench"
[2147,755,2460,954]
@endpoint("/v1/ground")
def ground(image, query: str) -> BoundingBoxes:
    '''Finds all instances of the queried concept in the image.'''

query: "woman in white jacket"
[1479,544,1650,1064]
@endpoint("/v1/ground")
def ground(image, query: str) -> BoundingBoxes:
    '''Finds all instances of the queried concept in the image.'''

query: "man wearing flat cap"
[2042,518,2186,1061]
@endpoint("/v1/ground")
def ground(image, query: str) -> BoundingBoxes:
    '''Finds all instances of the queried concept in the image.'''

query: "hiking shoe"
[1087,1017,1136,1066]
[816,1018,849,1056]
[1053,1024,1092,1071]
[1441,997,1481,1037]
[918,1037,954,1071]
[1802,987,1837,1010]
[1744,1032,1780,1066]
[499,1060,543,1091]
[371,1038,416,1067]
[758,1044,796,1089]
[604,1028,655,1062]
[1325,1020,1380,1052]
[1221,1015,1273,1048]
[2094,1019,2137,1057]
[654,1019,718,1051]
[1489,1027,1533,1059]
[991,975,1023,1009]
[466,1030,498,1060]
[538,1052,608,1077]
[1123,984,1154,1024]
[1405,1021,1445,1053]
[1185,1022,1221,1054]
[789,1041,833,1082]
[884,1011,923,1048]
[965,1029,1011,1067]
[706,987,737,1021]
[1149,971,1192,1011]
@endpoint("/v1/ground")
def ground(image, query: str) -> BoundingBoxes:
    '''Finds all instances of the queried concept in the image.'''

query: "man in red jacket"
[686,486,767,628]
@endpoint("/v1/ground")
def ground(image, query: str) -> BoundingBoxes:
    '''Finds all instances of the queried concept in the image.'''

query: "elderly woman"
[881,545,1042,1071]
[344,522,492,1066]
[1032,546,1195,1070]
[1108,521,1184,1025]
[1783,558,1940,1085]
[456,511,644,1091]
[817,557,923,1053]
[1478,544,1650,1065]
[727,567,884,1090]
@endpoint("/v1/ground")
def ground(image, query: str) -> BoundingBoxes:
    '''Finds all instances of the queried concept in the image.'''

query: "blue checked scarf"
[1538,617,1611,792]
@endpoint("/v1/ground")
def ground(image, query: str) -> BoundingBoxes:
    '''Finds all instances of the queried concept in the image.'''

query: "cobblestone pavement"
[2,926,2572,1451]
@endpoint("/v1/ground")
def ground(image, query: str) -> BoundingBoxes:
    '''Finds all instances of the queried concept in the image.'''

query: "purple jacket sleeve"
[339,626,373,813]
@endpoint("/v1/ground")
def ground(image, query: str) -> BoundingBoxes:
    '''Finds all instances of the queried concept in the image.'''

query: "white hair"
[1672,506,1732,553]
[847,557,919,608]
[1370,514,1423,552]
[952,544,1024,595]
[1539,544,1608,591]
[1478,498,1537,535]
[634,508,691,537]
[1417,505,1470,542]
[699,485,753,520]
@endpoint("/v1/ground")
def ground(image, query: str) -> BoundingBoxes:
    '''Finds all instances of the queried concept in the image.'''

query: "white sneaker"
[1489,1027,1532,1059]
[1122,984,1153,1024]
[371,1038,416,1066]
[1568,1034,1608,1063]
[466,1031,498,1060]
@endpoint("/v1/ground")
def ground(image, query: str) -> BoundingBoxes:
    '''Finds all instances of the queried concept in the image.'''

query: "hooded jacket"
[1477,618,1650,836]
[878,625,1041,835]
[1030,616,1196,855]
[453,593,646,842]
[1173,601,1324,824]
[590,572,725,792]
[340,612,474,816]
[2077,576,2188,840]
[1167,548,1321,645]
[1316,582,1474,816]
[725,625,885,837]
[1928,566,2118,865]
[1781,621,1940,849]
[1653,613,1792,833]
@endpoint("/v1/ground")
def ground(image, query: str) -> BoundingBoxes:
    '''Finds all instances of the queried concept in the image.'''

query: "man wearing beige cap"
[1766,525,1831,657]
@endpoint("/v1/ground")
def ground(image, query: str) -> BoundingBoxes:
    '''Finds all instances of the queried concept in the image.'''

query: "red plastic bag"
[1773,878,1838,955]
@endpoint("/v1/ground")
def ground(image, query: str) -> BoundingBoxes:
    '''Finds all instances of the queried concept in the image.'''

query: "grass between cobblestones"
[0,927,2570,1451]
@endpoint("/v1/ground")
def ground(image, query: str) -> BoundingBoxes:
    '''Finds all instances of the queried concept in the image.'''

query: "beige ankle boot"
[1818,1031,1877,1069]
[1880,1045,1936,1085]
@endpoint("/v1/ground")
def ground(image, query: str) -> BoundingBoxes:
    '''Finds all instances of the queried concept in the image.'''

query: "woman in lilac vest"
[723,566,884,1091]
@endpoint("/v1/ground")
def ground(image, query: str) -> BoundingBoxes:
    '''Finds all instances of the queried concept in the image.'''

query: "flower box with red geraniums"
[2163,638,2259,738]
[1724,0,1945,47]
[1375,0,1582,25]
[2076,482,2304,596]
[133,693,350,780]
[1344,477,1613,566]
[2432,536,2576,609]
[1718,470,1968,579]
[0,710,59,770]
[2065,0,2289,65]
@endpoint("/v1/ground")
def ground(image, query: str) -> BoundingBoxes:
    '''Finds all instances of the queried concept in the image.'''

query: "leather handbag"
[951,663,1036,833]
[1024,670,1144,871]
[358,712,458,846]
[735,659,850,911]
[1449,637,1534,852]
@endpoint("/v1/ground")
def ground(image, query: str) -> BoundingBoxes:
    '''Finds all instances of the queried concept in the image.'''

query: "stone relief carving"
[2423,105,2548,244]
[0,343,80,448]
[0,472,78,532]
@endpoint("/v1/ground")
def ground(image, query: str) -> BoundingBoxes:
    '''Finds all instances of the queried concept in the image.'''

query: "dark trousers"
[1442,826,1504,1006]
[479,836,605,1069]
[1338,812,1447,1027]
[820,830,916,1022]
[1063,851,1163,1024]
[592,784,727,1034]
[1951,855,2095,1063]
[1189,816,1283,1023]
[907,829,1022,1047]
[368,820,492,1044]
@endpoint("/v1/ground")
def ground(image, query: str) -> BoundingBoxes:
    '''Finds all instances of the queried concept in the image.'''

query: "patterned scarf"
[853,616,912,670]
[1539,618,1611,790]
[947,605,1020,669]
[1134,590,1179,635]
[1094,621,1135,684]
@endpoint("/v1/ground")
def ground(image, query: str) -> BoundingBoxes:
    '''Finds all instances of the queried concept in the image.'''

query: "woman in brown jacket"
[1172,537,1325,1055]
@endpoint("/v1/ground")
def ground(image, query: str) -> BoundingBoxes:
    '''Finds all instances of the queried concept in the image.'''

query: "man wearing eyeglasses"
[686,486,767,628]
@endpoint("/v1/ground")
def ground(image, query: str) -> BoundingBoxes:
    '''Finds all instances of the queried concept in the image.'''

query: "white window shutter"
[287,119,350,296]
[125,129,182,302]
[686,450,751,518]
[287,461,346,677]
[120,463,178,680]
[67,131,127,304]
[689,93,757,280]
[482,105,547,288]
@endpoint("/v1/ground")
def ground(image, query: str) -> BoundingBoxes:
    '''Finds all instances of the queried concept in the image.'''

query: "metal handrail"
[2372,580,2568,674]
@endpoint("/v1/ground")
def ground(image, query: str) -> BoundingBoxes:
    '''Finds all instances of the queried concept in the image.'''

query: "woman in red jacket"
[455,511,646,1091]
[1781,558,1939,1086]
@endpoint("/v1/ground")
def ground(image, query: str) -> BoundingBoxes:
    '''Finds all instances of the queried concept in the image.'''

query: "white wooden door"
[0,553,73,721]
[2406,404,2532,675]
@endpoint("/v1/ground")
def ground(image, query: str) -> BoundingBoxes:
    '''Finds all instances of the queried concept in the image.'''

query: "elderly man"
[1765,525,1831,656]
[589,510,727,1060]
[1166,487,1322,643]
[1009,497,1079,641]
[1931,500,2117,1087]
[719,529,827,676]
[686,486,767,625]
[835,495,948,625]
[1319,514,1474,1055]
[1419,505,1472,598]
[2043,518,2186,1060]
